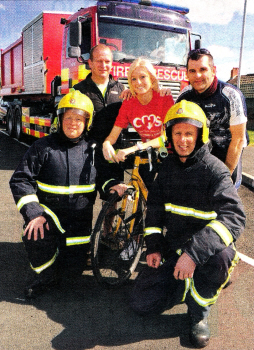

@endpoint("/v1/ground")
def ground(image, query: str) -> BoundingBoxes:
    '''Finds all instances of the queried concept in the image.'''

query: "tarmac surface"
[0,130,253,350]
[242,144,254,188]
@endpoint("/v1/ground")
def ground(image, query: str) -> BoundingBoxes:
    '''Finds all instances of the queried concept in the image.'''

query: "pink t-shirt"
[115,91,174,142]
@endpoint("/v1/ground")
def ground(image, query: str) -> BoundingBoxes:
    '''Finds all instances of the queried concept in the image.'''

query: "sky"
[0,0,253,82]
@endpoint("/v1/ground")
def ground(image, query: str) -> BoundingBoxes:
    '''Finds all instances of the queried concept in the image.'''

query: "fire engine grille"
[117,78,181,101]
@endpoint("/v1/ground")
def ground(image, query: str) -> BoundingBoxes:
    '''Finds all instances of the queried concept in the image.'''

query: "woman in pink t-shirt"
[102,57,174,189]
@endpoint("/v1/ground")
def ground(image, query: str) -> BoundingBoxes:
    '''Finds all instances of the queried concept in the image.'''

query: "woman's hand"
[103,140,118,162]
[115,149,128,162]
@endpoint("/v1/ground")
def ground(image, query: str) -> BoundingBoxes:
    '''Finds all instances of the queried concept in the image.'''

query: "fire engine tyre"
[91,191,145,289]
[6,107,14,137]
[14,105,22,140]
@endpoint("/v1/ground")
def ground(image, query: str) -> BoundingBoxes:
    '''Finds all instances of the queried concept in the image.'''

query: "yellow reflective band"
[37,180,95,194]
[66,236,91,246]
[181,277,191,302]
[164,203,217,220]
[143,227,162,237]
[40,204,65,233]
[17,194,39,211]
[190,278,219,307]
[61,68,69,81]
[188,250,239,307]
[72,79,79,87]
[102,178,115,192]
[158,136,165,147]
[31,248,59,274]
[78,64,90,80]
[207,220,233,246]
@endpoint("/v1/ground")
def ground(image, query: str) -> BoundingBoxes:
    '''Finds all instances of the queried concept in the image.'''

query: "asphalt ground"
[242,144,254,189]
[0,129,253,350]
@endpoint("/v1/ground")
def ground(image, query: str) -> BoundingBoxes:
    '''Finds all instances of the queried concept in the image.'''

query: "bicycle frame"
[112,155,149,238]
[91,150,158,287]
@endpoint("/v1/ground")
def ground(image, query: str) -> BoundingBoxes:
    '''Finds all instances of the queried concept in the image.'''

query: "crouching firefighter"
[10,91,127,298]
[129,100,246,348]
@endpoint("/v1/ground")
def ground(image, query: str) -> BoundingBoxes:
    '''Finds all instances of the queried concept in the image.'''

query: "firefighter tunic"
[9,132,115,274]
[130,142,246,319]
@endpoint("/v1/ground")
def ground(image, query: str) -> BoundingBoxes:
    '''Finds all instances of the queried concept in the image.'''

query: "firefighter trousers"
[22,214,92,276]
[129,245,238,320]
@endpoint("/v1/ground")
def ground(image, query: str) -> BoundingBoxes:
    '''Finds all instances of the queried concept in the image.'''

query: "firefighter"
[129,100,246,348]
[10,91,126,298]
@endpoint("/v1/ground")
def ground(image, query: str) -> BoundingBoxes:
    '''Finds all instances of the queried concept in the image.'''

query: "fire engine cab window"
[66,21,91,60]
[80,21,91,60]
[98,22,189,65]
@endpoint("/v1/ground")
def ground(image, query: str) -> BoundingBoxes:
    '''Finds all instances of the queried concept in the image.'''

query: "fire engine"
[0,0,201,140]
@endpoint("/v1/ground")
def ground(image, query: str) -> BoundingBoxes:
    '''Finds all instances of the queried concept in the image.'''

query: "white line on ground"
[238,252,254,267]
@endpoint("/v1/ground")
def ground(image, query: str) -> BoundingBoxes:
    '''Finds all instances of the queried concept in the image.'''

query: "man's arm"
[183,162,246,266]
[225,123,246,174]
[9,143,45,224]
[115,135,166,162]
[24,216,49,241]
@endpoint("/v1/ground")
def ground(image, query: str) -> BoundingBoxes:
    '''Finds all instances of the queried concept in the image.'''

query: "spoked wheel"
[91,189,146,288]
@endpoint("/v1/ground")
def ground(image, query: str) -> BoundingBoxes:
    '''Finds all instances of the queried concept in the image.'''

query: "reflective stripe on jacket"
[10,133,114,226]
[144,143,245,265]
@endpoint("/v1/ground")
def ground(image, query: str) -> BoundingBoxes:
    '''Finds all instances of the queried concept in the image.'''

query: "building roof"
[227,74,254,99]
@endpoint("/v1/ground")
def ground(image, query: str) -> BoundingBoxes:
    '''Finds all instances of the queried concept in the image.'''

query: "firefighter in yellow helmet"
[10,91,127,299]
[164,99,209,146]
[57,90,94,137]
[129,100,245,348]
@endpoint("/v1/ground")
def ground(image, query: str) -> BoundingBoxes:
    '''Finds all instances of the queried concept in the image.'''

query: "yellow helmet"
[57,90,94,130]
[165,100,209,143]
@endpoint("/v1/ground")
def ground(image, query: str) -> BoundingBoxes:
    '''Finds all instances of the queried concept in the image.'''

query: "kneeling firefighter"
[10,91,126,298]
[129,100,245,348]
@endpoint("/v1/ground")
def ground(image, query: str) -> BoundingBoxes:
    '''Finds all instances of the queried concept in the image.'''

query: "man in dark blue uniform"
[10,91,126,298]
[73,44,126,196]
[130,100,245,348]
[177,49,248,189]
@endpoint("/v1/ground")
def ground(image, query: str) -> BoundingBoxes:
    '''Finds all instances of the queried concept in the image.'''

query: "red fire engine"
[0,0,201,140]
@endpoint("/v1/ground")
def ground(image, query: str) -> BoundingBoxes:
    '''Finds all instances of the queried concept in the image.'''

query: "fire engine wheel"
[14,105,22,140]
[6,107,14,137]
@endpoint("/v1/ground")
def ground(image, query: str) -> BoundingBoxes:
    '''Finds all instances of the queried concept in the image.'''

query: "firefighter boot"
[189,315,210,348]
[24,266,59,299]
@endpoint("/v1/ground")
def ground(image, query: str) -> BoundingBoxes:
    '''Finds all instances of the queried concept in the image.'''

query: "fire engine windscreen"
[95,22,189,66]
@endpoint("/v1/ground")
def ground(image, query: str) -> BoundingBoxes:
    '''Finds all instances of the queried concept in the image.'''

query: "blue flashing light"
[105,1,189,14]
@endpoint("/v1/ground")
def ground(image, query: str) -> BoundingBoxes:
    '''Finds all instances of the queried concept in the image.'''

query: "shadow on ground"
[0,242,194,350]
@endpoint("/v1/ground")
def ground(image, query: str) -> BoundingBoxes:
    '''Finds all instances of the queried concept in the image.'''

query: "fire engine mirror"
[69,21,82,47]
[68,46,81,59]
[194,39,201,50]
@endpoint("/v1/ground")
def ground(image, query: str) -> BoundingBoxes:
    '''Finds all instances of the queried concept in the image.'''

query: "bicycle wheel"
[91,188,145,288]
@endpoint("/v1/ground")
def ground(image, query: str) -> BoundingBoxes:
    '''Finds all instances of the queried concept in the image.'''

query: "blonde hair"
[128,58,159,96]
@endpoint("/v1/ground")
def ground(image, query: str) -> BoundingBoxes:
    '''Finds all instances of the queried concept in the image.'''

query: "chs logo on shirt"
[133,114,162,130]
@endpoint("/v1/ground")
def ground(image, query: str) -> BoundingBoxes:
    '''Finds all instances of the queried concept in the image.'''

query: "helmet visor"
[166,117,203,129]
[57,107,89,117]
